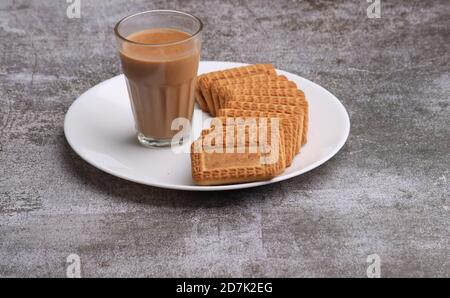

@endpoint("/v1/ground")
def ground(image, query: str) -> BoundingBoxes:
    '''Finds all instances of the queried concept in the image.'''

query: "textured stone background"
[0,0,449,277]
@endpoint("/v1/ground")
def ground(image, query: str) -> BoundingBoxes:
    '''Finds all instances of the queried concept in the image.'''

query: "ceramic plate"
[64,61,350,191]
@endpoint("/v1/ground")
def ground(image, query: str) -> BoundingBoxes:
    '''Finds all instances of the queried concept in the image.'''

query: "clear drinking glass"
[114,10,203,147]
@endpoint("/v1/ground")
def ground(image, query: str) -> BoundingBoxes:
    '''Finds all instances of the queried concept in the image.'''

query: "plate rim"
[64,61,350,191]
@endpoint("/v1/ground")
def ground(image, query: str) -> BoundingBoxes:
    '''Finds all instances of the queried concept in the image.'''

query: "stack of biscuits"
[191,64,308,186]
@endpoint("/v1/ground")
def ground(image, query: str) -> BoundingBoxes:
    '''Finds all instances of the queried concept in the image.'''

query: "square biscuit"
[223,101,305,153]
[198,64,275,116]
[218,80,298,111]
[217,109,299,166]
[210,74,287,115]
[226,94,308,145]
[191,120,285,186]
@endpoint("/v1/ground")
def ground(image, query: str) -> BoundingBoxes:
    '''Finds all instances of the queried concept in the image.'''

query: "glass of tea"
[114,10,203,147]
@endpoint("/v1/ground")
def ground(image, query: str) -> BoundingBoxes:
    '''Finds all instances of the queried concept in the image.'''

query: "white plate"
[64,61,350,191]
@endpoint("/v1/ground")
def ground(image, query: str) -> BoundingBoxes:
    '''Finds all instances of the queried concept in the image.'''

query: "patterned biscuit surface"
[212,74,284,89]
[210,74,279,114]
[226,94,309,145]
[211,117,287,167]
[217,109,298,165]
[198,64,275,116]
[221,85,303,107]
[223,101,305,153]
[216,77,295,109]
[191,120,285,186]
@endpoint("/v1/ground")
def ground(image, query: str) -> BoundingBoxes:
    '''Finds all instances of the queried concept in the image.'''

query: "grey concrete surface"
[0,0,449,278]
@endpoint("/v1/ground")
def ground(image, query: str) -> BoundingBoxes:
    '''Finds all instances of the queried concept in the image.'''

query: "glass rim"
[114,10,203,47]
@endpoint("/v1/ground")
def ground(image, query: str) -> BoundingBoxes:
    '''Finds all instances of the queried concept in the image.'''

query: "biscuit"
[201,118,284,158]
[198,64,275,116]
[217,109,299,166]
[218,80,298,110]
[194,75,209,112]
[210,74,286,115]
[225,94,308,145]
[212,76,297,113]
[211,116,291,167]
[191,120,285,185]
[223,101,305,153]
[220,85,303,107]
